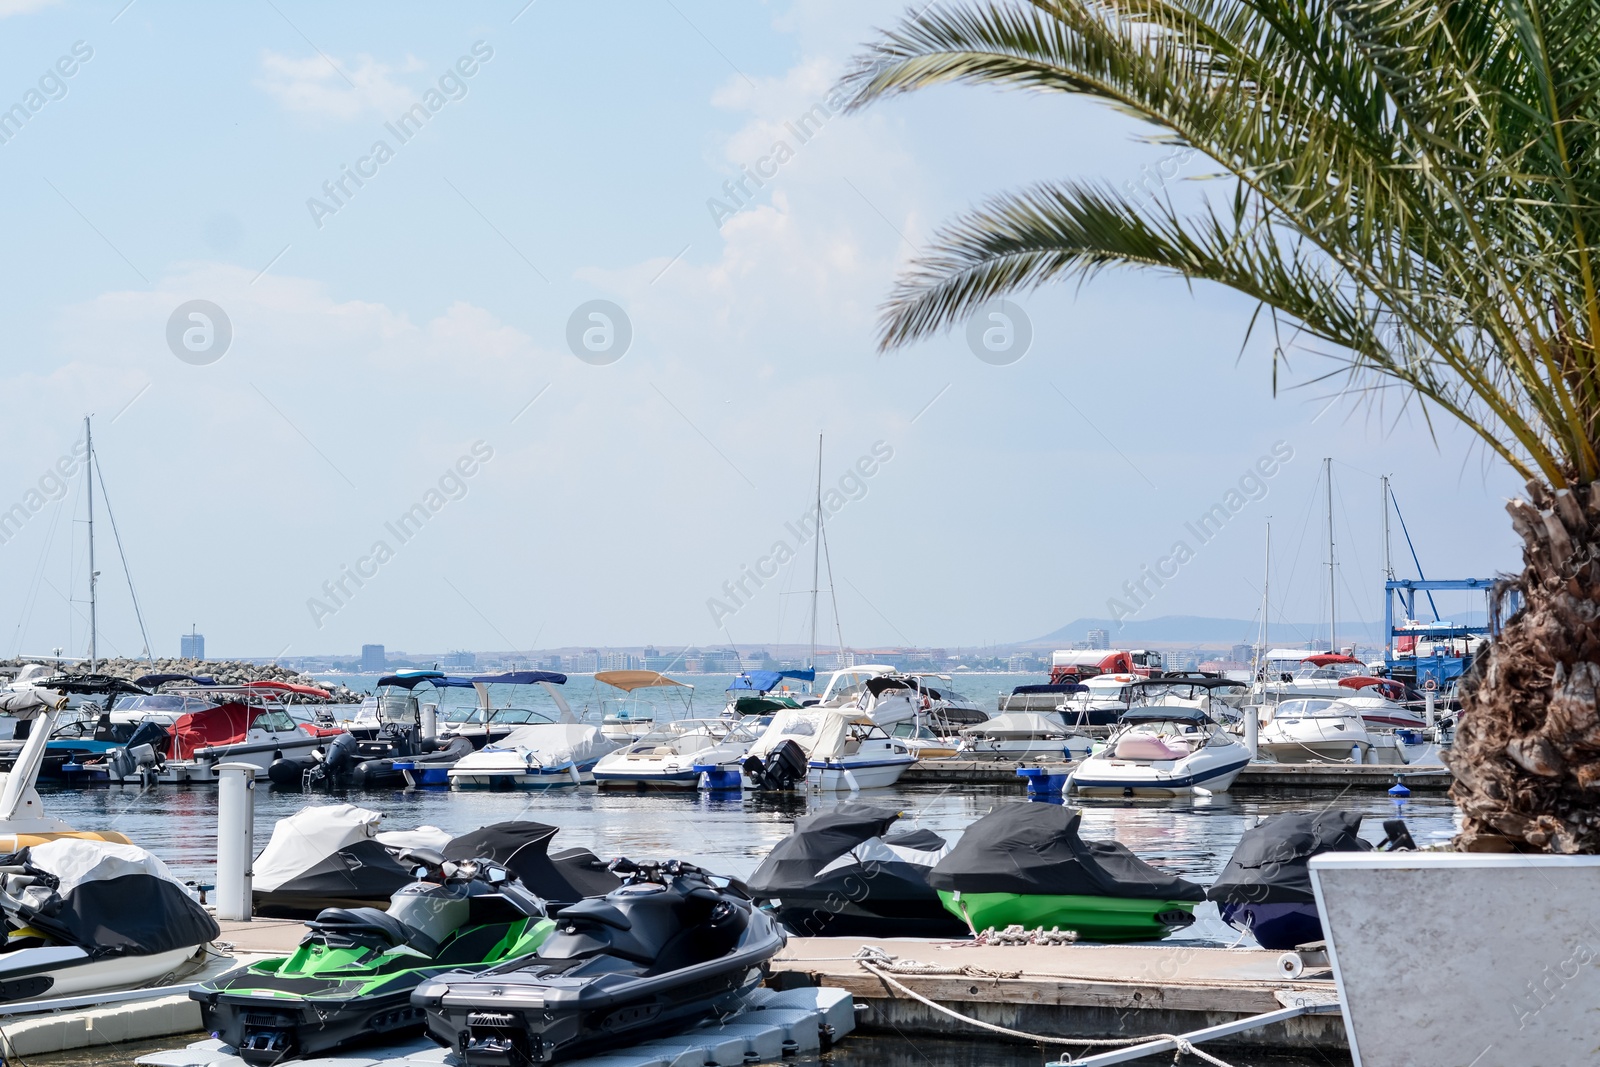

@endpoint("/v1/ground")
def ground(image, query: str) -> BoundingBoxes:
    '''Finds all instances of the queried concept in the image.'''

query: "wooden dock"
[771,936,1347,1053]
[902,759,1452,790]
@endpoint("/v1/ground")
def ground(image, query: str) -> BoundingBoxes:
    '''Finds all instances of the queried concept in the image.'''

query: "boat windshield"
[1294,662,1367,680]
[486,707,556,726]
[1276,698,1337,717]
[110,694,214,714]
[377,690,416,724]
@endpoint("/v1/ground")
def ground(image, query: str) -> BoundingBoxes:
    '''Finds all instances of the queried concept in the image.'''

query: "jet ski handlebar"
[606,857,753,899]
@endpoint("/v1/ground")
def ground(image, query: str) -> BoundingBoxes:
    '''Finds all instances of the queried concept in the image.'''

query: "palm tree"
[841,0,1600,852]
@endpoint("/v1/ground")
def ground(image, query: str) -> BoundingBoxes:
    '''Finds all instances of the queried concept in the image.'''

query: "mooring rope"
[853,948,1239,1066]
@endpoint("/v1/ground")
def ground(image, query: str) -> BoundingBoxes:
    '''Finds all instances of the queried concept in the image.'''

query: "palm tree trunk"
[1445,482,1600,853]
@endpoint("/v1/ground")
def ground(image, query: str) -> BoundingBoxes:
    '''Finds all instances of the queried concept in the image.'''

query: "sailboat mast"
[810,434,821,671]
[1257,521,1271,675]
[85,415,97,673]
[1382,474,1394,580]
[1325,457,1336,653]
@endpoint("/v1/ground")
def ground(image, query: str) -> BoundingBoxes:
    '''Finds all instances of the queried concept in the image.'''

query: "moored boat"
[592,717,761,790]
[928,803,1205,941]
[744,707,915,791]
[1071,706,1252,796]
[1207,810,1371,950]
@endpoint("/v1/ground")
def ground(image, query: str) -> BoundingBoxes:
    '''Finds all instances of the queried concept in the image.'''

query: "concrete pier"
[770,936,1347,1053]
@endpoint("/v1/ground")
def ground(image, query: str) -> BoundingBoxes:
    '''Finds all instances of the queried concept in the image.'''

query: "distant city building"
[562,650,600,673]
[1166,650,1200,672]
[1230,643,1256,665]
[442,650,476,668]
[643,652,680,672]
[181,628,205,660]
[599,651,643,671]
[1086,628,1110,648]
[360,644,386,672]
[1007,653,1028,671]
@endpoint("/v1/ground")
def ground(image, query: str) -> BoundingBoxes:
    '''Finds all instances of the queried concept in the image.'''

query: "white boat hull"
[806,757,915,791]
[0,944,199,1003]
[1072,750,1251,796]
[106,733,327,785]
[448,764,595,789]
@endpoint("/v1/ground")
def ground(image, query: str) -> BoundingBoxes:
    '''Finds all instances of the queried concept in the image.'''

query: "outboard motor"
[107,720,168,785]
[743,739,808,791]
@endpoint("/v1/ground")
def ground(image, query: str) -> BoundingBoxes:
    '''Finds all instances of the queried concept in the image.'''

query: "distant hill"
[1024,615,1387,648]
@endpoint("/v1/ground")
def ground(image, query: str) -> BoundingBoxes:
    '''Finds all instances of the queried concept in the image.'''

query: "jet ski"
[1207,811,1417,950]
[442,821,620,913]
[252,804,418,917]
[929,803,1205,942]
[747,801,966,938]
[0,837,218,1003]
[194,850,555,1065]
[413,857,786,1065]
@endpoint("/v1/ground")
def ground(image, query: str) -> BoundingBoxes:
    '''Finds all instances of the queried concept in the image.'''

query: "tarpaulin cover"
[11,838,218,957]
[746,802,903,896]
[1207,811,1370,904]
[251,804,413,916]
[727,669,815,692]
[444,821,619,903]
[169,702,256,759]
[929,804,1205,901]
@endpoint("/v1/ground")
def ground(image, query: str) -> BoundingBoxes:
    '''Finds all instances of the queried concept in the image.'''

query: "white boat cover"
[13,838,218,956]
[747,709,872,761]
[464,723,616,768]
[959,711,1068,739]
[0,691,64,719]
[375,824,454,851]
[253,803,385,893]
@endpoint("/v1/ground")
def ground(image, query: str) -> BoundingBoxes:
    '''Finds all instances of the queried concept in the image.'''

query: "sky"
[0,0,1524,661]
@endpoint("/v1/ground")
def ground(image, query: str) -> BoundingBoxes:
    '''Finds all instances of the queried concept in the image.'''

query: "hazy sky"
[0,0,1522,661]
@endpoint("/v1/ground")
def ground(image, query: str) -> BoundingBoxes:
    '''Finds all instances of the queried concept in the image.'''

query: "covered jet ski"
[414,858,785,1065]
[441,821,620,913]
[1207,810,1371,950]
[0,837,218,1002]
[747,802,964,938]
[929,803,1205,941]
[194,850,555,1065]
[252,804,415,917]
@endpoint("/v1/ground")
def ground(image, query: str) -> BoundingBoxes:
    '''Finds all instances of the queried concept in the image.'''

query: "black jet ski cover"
[746,802,903,896]
[443,821,620,903]
[929,803,1204,901]
[1,838,219,956]
[1207,810,1370,905]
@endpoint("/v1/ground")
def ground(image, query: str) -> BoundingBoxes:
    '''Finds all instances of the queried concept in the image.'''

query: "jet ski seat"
[307,907,417,948]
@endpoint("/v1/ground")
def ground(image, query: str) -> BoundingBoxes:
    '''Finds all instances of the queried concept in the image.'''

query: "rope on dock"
[852,948,1239,1067]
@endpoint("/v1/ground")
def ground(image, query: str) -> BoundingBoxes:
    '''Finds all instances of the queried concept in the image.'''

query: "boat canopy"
[1119,706,1212,724]
[595,670,692,691]
[1131,676,1242,690]
[1011,683,1088,695]
[0,690,65,719]
[38,674,147,695]
[1263,648,1331,662]
[1207,811,1369,905]
[958,711,1067,739]
[241,680,333,699]
[376,671,448,688]
[929,804,1204,901]
[726,669,815,692]
[135,672,216,688]
[471,671,567,686]
[1305,654,1362,667]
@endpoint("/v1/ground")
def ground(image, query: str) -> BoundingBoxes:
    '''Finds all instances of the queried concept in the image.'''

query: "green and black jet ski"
[193,849,554,1065]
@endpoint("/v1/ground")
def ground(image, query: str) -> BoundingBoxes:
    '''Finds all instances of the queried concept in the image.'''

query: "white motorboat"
[592,718,762,790]
[1057,673,1143,727]
[956,711,1092,761]
[745,708,915,791]
[1071,707,1252,796]
[591,670,695,741]
[1254,651,1407,704]
[1257,698,1376,763]
[448,721,618,789]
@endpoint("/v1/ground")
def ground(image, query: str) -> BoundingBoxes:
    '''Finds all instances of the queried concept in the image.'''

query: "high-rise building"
[443,650,476,668]
[1087,628,1110,648]
[360,644,386,672]
[180,627,204,660]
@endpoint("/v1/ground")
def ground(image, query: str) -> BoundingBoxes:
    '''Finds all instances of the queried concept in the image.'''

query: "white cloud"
[255,50,425,122]
[0,0,61,16]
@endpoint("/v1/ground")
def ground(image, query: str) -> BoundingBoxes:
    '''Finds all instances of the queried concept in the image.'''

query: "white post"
[421,703,438,742]
[215,763,256,922]
[1244,705,1260,759]
[1424,690,1436,727]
